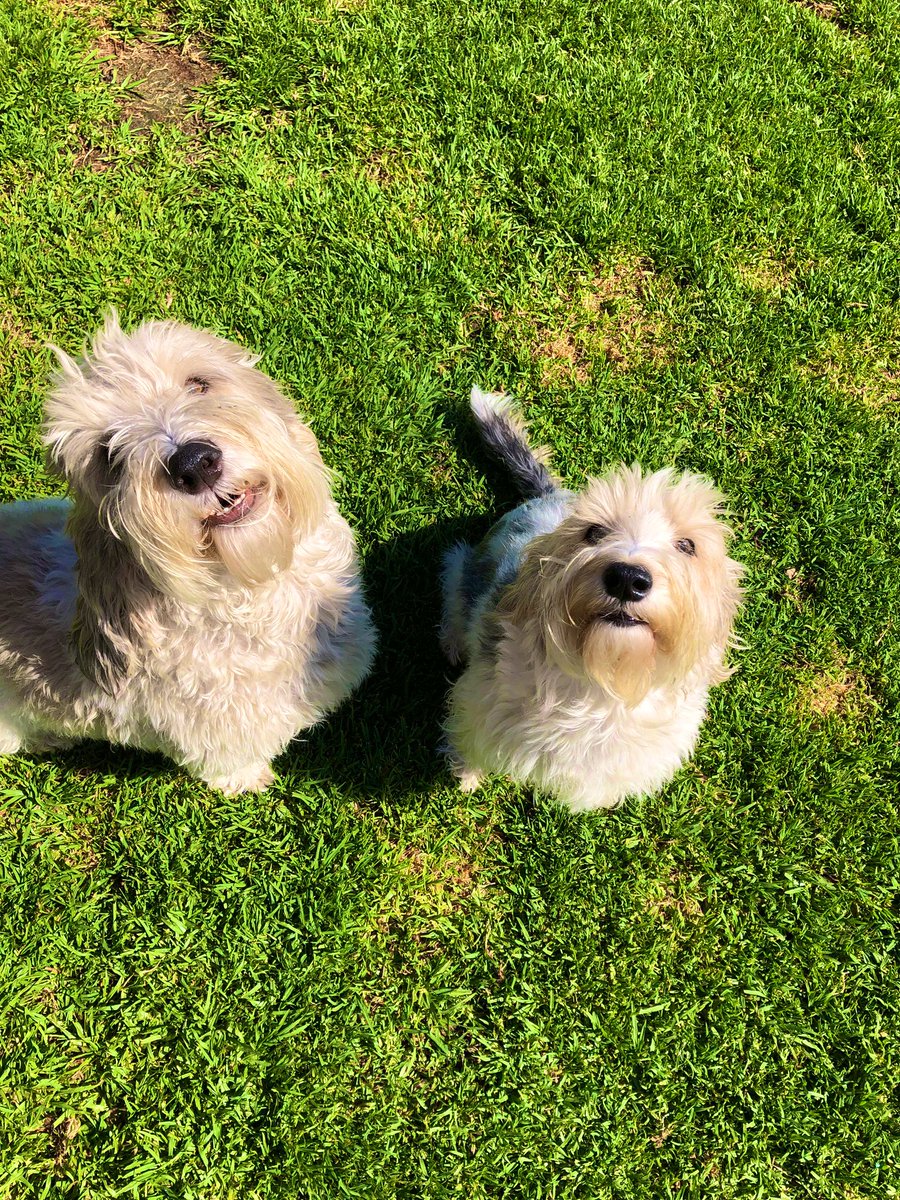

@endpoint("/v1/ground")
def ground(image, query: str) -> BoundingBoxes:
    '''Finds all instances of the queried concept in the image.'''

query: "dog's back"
[440,389,571,665]
[0,499,86,747]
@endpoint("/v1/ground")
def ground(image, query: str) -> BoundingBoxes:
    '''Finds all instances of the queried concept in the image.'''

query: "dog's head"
[45,313,330,603]
[501,466,743,705]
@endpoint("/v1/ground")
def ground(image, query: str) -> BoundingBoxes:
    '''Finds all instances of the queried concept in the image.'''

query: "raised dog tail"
[469,387,558,499]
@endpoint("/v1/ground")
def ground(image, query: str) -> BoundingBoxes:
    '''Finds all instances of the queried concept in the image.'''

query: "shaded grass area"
[1,0,899,1195]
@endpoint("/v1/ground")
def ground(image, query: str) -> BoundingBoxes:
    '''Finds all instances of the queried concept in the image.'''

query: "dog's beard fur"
[44,313,330,606]
[499,466,743,707]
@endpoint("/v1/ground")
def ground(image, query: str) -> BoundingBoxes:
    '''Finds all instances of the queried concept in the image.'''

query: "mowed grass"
[1,0,900,1194]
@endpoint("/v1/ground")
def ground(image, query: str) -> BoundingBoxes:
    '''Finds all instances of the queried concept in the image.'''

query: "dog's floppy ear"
[494,531,552,629]
[66,505,144,695]
[283,416,331,532]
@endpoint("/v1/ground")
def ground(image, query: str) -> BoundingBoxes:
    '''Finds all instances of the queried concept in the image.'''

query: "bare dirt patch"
[95,37,217,133]
[38,1114,81,1168]
[790,0,850,28]
[72,132,112,173]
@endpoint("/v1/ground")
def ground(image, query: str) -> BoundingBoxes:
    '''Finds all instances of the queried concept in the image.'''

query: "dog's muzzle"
[165,441,223,494]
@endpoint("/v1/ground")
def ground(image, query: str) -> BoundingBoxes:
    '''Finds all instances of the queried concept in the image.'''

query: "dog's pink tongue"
[207,491,255,527]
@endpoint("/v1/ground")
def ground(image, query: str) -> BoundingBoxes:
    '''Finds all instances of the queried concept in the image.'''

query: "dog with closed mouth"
[0,314,375,794]
[440,388,743,812]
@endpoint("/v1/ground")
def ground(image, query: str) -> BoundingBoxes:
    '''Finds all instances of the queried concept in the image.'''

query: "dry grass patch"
[535,330,589,385]
[736,255,795,295]
[397,842,483,908]
[0,311,41,352]
[646,872,703,923]
[364,834,493,961]
[63,823,102,871]
[588,258,671,363]
[650,1123,675,1149]
[539,257,671,382]
[470,257,673,387]
[95,36,218,133]
[48,0,112,21]
[783,564,817,611]
[362,149,424,188]
[796,645,875,724]
[803,324,900,414]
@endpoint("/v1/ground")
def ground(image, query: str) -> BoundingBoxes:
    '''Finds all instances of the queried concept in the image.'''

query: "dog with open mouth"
[440,388,743,812]
[0,314,376,794]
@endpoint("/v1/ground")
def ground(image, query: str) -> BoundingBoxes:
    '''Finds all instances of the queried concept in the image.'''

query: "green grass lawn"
[1,0,900,1194]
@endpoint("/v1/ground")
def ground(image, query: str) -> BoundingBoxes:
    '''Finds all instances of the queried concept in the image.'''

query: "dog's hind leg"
[0,720,25,755]
[0,715,74,757]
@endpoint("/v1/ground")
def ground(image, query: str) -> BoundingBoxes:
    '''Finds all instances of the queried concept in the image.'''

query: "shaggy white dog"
[0,315,376,794]
[441,389,743,812]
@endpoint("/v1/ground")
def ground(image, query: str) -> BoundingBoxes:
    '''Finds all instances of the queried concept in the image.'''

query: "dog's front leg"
[199,761,276,796]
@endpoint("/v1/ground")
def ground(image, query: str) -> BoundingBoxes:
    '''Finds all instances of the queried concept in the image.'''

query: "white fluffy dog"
[441,389,743,812]
[0,315,375,794]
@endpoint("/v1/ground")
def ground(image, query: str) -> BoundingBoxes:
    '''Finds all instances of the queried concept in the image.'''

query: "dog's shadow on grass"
[282,514,494,811]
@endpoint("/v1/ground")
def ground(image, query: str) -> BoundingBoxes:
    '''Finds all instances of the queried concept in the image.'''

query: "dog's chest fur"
[0,501,370,769]
[453,634,710,811]
[108,514,363,755]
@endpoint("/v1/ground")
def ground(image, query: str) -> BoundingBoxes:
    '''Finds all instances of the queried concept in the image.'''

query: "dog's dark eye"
[186,376,210,395]
[676,538,696,556]
[584,524,610,545]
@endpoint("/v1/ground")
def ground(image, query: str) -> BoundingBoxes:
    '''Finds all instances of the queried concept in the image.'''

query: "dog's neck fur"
[446,618,717,810]
[66,499,353,695]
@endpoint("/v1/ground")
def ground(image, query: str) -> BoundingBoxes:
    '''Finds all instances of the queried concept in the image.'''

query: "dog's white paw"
[456,768,484,793]
[205,763,275,795]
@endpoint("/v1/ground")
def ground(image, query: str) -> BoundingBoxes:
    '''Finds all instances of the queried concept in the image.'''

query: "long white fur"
[0,315,376,794]
[441,389,743,812]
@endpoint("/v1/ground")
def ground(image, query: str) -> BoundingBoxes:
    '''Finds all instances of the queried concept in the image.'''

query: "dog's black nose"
[603,562,653,603]
[165,441,223,494]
